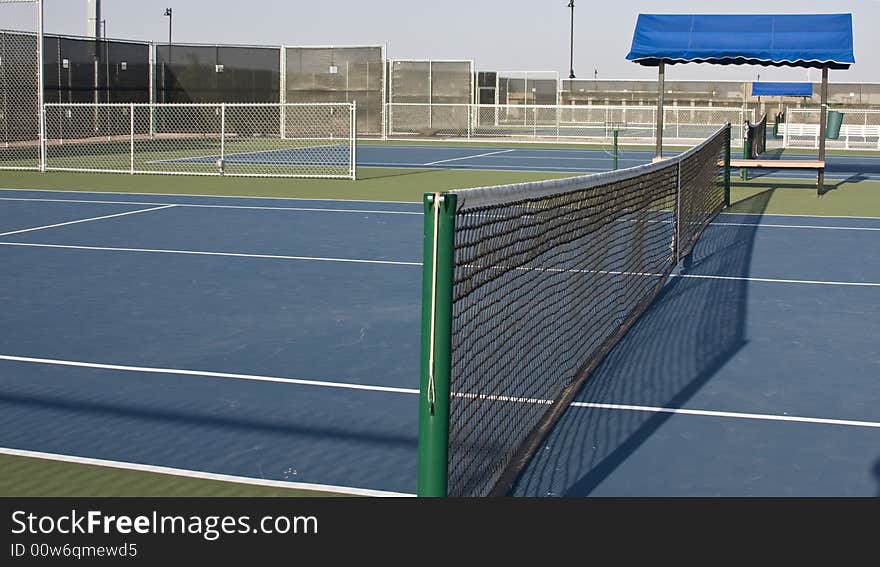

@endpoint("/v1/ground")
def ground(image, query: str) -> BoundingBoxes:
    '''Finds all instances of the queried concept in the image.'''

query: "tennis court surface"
[1,163,879,497]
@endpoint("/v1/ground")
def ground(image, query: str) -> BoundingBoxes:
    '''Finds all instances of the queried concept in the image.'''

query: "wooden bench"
[726,158,827,195]
[728,159,824,170]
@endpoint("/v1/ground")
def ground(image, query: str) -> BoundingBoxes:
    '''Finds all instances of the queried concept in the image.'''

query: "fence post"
[220,103,225,175]
[130,103,135,174]
[37,0,46,172]
[148,43,155,137]
[350,101,357,180]
[40,106,47,172]
[280,47,286,140]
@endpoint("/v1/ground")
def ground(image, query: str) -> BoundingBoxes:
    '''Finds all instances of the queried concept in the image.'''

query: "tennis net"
[747,113,767,158]
[418,125,731,497]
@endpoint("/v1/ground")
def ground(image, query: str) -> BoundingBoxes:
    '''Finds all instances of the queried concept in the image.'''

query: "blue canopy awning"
[751,82,813,97]
[626,14,854,69]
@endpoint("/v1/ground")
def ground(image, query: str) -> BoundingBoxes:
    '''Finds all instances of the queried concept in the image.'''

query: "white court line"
[0,354,420,395]
[147,143,345,165]
[0,187,419,206]
[713,222,880,232]
[364,162,598,173]
[2,353,879,431]
[423,149,515,166]
[0,242,421,267]
[364,144,664,154]
[720,211,880,221]
[4,187,877,221]
[479,155,647,162]
[669,272,880,287]
[571,402,880,429]
[0,205,176,237]
[0,447,413,497]
[1,241,878,287]
[3,196,880,230]
[0,197,421,216]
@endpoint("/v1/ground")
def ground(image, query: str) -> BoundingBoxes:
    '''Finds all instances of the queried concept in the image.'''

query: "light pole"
[163,8,173,104]
[164,8,172,47]
[567,1,575,79]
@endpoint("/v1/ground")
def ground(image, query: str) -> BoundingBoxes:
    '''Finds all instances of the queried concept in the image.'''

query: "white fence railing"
[783,107,880,150]
[384,103,752,146]
[3,102,357,179]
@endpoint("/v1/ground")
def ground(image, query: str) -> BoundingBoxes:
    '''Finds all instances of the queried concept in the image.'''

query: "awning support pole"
[817,66,828,196]
[655,61,664,160]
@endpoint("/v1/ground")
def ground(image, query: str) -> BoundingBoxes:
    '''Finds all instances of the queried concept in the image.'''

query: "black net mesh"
[747,113,767,158]
[441,126,729,497]
[678,129,728,260]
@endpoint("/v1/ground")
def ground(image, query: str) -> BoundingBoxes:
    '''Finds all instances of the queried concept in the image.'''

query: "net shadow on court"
[511,189,772,497]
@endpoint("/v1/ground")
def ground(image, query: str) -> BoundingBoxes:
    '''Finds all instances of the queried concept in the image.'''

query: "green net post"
[417,192,457,497]
[740,136,750,181]
[725,125,732,208]
[613,129,619,171]
[763,118,768,152]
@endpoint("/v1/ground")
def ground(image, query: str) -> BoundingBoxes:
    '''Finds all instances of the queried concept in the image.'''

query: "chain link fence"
[782,107,880,149]
[43,102,356,179]
[0,0,42,170]
[385,103,751,146]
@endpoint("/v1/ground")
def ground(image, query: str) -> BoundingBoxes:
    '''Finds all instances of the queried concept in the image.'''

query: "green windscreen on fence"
[155,43,281,103]
[43,35,150,104]
[284,46,383,135]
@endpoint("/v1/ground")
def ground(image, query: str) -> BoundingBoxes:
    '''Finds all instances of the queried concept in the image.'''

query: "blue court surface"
[360,144,880,181]
[0,187,879,496]
[165,142,880,180]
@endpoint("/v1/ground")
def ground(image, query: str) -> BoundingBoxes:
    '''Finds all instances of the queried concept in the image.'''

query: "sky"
[10,0,880,83]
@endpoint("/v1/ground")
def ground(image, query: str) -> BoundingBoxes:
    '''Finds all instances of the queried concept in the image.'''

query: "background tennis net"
[418,125,731,497]
[748,113,767,158]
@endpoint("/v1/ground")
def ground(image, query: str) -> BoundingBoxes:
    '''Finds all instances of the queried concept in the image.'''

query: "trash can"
[826,110,844,140]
